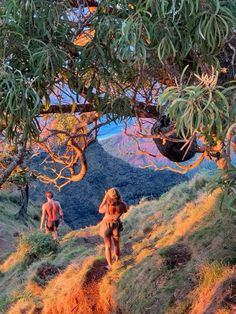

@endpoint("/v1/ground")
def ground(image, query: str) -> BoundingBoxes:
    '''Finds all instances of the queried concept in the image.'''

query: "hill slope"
[1,174,236,314]
[0,189,39,260]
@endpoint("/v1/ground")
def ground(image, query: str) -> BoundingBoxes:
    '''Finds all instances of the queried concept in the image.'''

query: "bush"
[33,262,61,287]
[18,232,58,266]
[159,244,192,269]
[189,174,209,191]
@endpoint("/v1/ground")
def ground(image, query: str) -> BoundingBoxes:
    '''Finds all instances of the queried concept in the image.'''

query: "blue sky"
[97,121,123,140]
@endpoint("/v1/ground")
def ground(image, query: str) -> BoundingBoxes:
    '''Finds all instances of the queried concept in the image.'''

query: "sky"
[97,121,123,140]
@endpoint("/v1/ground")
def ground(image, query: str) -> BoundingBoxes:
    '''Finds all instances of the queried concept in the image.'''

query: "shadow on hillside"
[72,235,102,248]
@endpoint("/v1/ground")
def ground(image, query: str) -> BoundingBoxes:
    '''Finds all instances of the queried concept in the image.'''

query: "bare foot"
[105,265,112,271]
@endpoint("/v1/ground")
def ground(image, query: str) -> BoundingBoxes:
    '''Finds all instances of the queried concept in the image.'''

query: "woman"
[99,188,127,270]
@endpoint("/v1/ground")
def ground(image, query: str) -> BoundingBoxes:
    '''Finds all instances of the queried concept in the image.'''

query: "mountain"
[100,131,168,167]
[30,141,186,229]
[100,133,217,176]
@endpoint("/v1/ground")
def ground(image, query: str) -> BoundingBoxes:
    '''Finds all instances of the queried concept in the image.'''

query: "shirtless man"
[40,191,63,240]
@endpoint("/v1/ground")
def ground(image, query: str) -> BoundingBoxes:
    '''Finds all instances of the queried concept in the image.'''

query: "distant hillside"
[1,175,236,314]
[100,133,217,177]
[30,141,186,229]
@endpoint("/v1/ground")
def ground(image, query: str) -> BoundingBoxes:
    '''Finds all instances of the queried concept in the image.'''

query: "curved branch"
[36,138,88,190]
[142,153,206,174]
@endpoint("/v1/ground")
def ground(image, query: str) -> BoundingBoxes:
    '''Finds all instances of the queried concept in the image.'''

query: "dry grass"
[154,189,221,249]
[8,299,38,314]
[190,263,236,314]
[41,257,116,314]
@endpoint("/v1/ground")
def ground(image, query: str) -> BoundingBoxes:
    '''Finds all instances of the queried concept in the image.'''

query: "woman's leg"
[113,237,120,262]
[104,237,112,267]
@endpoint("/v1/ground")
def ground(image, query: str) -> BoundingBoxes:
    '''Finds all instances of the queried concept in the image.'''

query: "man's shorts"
[46,220,60,232]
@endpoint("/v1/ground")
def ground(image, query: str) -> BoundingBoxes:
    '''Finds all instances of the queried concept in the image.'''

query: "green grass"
[0,189,40,259]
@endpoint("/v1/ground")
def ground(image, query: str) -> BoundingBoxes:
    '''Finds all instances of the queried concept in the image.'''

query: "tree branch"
[142,152,206,174]
[0,146,25,187]
[40,103,159,119]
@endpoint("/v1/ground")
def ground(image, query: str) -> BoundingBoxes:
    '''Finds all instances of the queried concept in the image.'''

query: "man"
[40,191,63,240]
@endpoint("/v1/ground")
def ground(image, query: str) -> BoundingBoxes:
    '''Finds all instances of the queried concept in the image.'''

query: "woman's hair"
[106,188,121,206]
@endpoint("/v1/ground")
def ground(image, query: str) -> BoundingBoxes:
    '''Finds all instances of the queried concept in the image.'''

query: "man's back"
[43,200,61,221]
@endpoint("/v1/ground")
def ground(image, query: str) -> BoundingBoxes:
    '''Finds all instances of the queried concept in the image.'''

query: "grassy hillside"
[1,175,236,314]
[0,188,40,262]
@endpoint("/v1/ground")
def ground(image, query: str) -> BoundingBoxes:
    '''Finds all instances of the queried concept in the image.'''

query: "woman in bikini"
[99,188,127,270]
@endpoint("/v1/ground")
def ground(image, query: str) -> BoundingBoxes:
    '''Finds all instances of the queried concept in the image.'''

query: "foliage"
[0,0,73,143]
[207,168,236,212]
[8,168,35,187]
[159,70,236,143]
[17,232,58,266]
[0,0,236,191]
[0,0,236,143]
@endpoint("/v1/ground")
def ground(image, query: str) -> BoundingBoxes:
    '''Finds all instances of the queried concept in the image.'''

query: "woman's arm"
[99,193,108,213]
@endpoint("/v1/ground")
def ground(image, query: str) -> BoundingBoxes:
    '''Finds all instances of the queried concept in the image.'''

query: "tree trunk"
[15,184,29,221]
[0,145,25,187]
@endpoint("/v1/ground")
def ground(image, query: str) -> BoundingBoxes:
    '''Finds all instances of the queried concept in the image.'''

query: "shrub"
[189,174,209,191]
[9,194,21,205]
[33,262,61,287]
[17,232,58,266]
[159,244,192,269]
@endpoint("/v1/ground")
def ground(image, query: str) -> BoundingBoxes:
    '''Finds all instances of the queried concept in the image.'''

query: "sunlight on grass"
[154,189,221,249]
[190,263,235,314]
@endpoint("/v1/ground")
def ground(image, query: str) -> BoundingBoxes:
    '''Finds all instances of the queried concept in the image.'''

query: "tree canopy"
[0,0,236,201]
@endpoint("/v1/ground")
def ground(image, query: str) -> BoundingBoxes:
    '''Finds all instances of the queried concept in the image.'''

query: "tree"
[0,144,34,220]
[0,0,236,199]
[10,170,30,221]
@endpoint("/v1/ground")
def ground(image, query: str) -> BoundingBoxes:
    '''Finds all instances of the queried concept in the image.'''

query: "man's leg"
[52,230,58,240]
[45,227,50,235]
[51,224,58,240]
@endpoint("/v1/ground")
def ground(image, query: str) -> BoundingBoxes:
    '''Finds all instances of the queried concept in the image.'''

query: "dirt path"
[73,259,108,314]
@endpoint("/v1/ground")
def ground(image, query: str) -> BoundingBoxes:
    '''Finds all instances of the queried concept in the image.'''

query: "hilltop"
[1,174,236,314]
